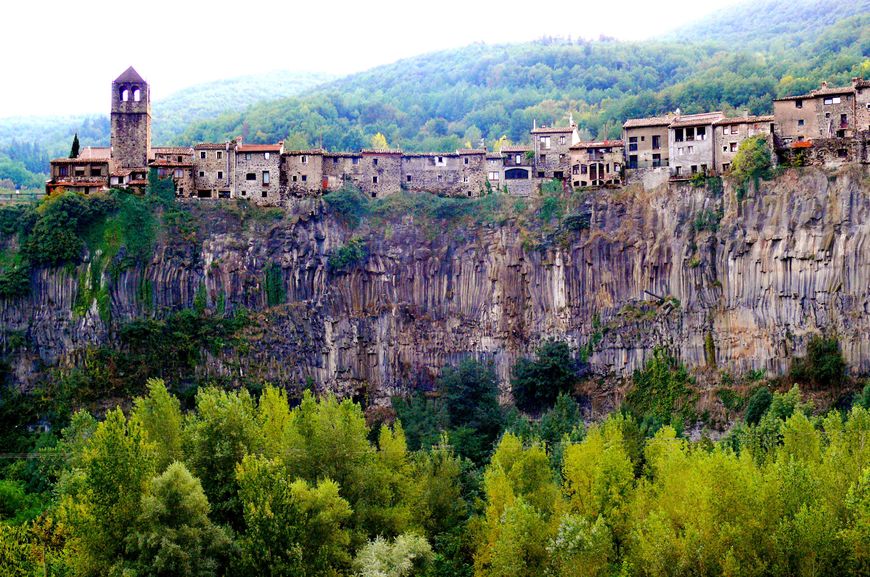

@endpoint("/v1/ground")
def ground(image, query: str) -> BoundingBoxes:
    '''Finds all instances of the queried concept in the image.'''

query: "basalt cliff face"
[3,166,869,402]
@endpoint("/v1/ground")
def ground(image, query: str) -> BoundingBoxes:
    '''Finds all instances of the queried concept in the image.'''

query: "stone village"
[46,67,870,201]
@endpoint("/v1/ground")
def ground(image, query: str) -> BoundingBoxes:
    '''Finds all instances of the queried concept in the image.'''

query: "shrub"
[789,335,847,389]
[744,387,772,425]
[730,135,772,190]
[328,237,368,272]
[624,347,696,428]
[511,340,579,412]
[324,185,371,227]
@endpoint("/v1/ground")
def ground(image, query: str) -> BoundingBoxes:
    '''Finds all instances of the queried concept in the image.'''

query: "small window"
[133,88,141,102]
[372,175,378,184]
[463,176,469,183]
[265,152,270,159]
[246,173,256,181]
[198,171,205,177]
[537,171,544,178]
[652,135,660,150]
[262,190,267,198]
[352,158,360,165]
[174,169,183,178]
[217,151,223,160]
[729,142,737,152]
[177,156,182,162]
[797,119,805,127]
[292,175,297,182]
[200,151,206,159]
[464,157,469,165]
[373,158,378,166]
[121,89,129,102]
[722,163,730,172]
[301,155,308,164]
[217,171,223,180]
[540,154,546,161]
[301,175,307,182]
[262,171,270,184]
[559,135,566,145]
[407,175,412,182]
[246,153,251,160]
[515,154,522,164]
[795,99,803,109]
[697,127,706,140]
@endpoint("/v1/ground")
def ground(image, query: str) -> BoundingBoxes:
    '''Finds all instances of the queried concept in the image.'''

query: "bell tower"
[110,66,151,169]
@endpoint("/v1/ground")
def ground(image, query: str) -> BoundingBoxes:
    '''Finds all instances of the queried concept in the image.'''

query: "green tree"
[127,462,232,577]
[439,359,504,463]
[548,515,613,577]
[511,340,580,412]
[730,135,772,188]
[789,335,847,389]
[131,378,184,472]
[352,533,433,577]
[371,132,389,150]
[236,454,352,576]
[69,133,80,158]
[183,387,261,527]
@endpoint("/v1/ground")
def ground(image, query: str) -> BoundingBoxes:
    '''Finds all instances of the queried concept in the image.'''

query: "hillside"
[177,4,869,152]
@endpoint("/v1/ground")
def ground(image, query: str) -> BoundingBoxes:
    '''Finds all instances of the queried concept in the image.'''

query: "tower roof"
[114,66,145,84]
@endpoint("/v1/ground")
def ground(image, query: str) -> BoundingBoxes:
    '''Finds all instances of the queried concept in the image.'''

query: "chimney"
[821,81,828,89]
[852,77,860,87]
[533,119,537,130]
[675,107,682,117]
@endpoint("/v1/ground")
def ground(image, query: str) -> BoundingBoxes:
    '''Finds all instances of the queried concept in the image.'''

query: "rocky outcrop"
[2,166,869,398]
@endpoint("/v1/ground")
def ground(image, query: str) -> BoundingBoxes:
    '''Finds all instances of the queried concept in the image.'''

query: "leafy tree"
[624,347,696,430]
[548,514,613,577]
[71,407,156,576]
[69,133,80,158]
[439,359,504,463]
[511,340,580,412]
[790,335,847,389]
[183,387,261,527]
[745,387,773,425]
[370,132,389,150]
[127,462,232,577]
[131,378,184,472]
[392,393,448,451]
[730,135,772,190]
[352,533,433,577]
[236,454,352,576]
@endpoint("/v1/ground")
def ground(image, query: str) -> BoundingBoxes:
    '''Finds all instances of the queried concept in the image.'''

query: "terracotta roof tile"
[237,144,282,153]
[500,145,531,153]
[571,140,624,149]
[530,126,576,134]
[194,142,234,150]
[456,148,487,155]
[714,115,774,126]
[152,146,194,154]
[361,149,403,155]
[669,112,725,128]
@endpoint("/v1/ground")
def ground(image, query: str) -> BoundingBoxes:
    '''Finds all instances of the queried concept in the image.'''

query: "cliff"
[2,165,869,404]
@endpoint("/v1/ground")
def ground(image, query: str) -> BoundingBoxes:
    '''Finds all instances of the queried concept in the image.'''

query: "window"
[572,165,579,175]
[837,148,847,158]
[174,169,183,178]
[581,165,587,174]
[200,151,206,159]
[352,157,360,165]
[464,157,469,165]
[691,165,698,174]
[540,136,551,149]
[652,135,660,150]
[110,176,118,185]
[652,154,661,167]
[629,136,638,152]
[301,155,308,164]
[674,128,684,142]
[722,163,730,172]
[629,154,638,169]
[488,171,499,180]
[262,190,267,198]
[247,173,256,181]
[537,171,544,178]
[292,175,298,182]
[559,135,566,145]
[540,154,546,162]
[217,171,223,180]
[824,96,841,105]
[262,171,270,184]
[795,99,803,109]
[700,164,707,173]
[373,158,378,166]
[372,176,378,184]
[333,158,339,164]
[797,119,805,127]
[515,154,522,164]
[675,166,682,176]
[217,151,223,160]
[177,156,182,162]
[697,127,706,140]
[301,175,307,182]
[688,146,694,153]
[407,175,412,182]
[730,126,738,135]
[133,88,141,102]
[265,152,270,159]
[463,176,469,183]
[559,154,565,160]
[75,167,85,177]
[840,113,848,126]
[729,142,737,152]
[677,147,683,155]
[198,171,205,177]
[686,127,695,141]
[121,89,129,101]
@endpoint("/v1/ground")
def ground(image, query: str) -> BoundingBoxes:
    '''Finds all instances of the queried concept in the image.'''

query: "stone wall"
[361,152,402,197]
[400,153,487,197]
[193,146,235,198]
[282,152,324,197]
[236,151,281,203]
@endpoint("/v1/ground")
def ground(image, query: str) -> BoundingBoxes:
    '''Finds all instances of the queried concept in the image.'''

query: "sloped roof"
[237,144,282,153]
[669,111,725,128]
[500,145,531,153]
[114,66,145,84]
[531,126,576,134]
[571,140,624,149]
[623,115,673,128]
[714,115,774,126]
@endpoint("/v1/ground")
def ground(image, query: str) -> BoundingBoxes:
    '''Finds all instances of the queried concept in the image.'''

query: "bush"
[439,358,503,463]
[328,237,368,272]
[624,347,696,428]
[789,335,847,389]
[324,185,371,227]
[511,340,579,412]
[744,387,772,425]
[730,135,772,189]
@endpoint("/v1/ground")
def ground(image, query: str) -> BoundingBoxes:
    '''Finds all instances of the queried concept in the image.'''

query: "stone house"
[400,149,487,197]
[361,150,402,198]
[235,142,283,203]
[485,152,504,190]
[713,115,774,174]
[531,119,579,181]
[193,142,236,198]
[773,80,864,144]
[46,147,111,195]
[499,145,534,195]
[150,147,195,198]
[569,141,624,188]
[622,114,673,169]
[281,149,325,196]
[668,111,725,179]
[322,152,365,191]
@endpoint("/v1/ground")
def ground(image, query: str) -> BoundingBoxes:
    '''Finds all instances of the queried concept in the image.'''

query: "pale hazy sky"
[0,0,743,118]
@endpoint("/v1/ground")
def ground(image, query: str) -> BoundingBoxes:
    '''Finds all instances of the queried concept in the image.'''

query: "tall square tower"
[110,66,151,169]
